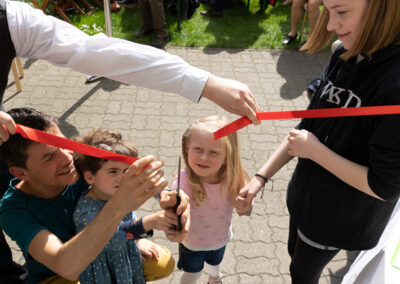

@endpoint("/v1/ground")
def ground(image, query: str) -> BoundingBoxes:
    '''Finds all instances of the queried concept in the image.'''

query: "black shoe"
[200,9,223,17]
[282,34,297,45]
[118,0,137,7]
[151,35,170,49]
[297,41,307,51]
[135,29,153,38]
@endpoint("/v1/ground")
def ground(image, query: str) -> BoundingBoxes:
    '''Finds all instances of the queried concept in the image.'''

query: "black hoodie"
[287,44,400,250]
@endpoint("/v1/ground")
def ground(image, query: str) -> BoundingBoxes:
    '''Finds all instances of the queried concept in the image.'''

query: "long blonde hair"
[182,116,249,207]
[303,0,400,60]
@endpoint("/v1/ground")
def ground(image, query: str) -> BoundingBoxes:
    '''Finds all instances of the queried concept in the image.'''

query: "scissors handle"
[175,156,182,231]
[174,193,182,231]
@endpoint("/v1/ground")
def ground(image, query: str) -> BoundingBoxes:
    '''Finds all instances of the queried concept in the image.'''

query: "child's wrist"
[142,215,155,232]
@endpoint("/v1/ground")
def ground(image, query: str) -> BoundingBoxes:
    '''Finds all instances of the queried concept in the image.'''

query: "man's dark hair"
[0,108,57,168]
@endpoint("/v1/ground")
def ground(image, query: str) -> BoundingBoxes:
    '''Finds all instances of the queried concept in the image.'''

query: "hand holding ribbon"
[213,105,400,140]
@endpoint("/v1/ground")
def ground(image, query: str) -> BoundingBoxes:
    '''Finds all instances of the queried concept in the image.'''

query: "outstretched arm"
[6,1,260,124]
[236,135,293,215]
[27,156,168,280]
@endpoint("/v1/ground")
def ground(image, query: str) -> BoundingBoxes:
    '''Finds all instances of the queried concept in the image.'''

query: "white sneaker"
[207,275,226,284]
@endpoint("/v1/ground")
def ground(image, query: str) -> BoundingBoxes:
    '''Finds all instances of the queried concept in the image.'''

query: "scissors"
[174,156,183,231]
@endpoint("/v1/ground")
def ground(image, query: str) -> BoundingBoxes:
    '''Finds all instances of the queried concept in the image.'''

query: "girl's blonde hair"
[303,0,400,60]
[182,116,249,206]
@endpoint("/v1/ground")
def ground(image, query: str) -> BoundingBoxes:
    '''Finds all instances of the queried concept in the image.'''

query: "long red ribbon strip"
[13,105,400,158]
[213,105,400,140]
[16,124,139,165]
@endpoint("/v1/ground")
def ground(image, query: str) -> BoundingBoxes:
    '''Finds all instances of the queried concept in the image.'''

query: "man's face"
[22,124,78,195]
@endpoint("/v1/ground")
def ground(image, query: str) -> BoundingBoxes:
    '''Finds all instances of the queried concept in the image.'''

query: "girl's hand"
[159,190,191,242]
[164,207,190,243]
[287,129,321,159]
[151,210,179,233]
[137,239,160,261]
[235,177,263,216]
[159,190,189,215]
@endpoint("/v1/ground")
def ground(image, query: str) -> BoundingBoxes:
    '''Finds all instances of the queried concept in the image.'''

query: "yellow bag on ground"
[38,276,79,284]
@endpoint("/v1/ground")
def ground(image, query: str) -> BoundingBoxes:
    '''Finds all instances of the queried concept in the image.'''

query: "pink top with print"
[172,170,233,251]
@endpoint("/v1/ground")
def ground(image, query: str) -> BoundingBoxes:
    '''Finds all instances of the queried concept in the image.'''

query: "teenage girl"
[173,116,249,284]
[236,0,400,283]
[73,128,176,283]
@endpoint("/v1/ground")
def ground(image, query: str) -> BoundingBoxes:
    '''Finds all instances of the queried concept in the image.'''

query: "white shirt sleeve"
[5,0,209,102]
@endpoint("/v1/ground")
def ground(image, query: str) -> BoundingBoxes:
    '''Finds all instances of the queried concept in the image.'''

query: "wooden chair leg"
[70,0,87,15]
[11,59,22,93]
[79,0,96,14]
[15,58,24,78]
[299,4,308,41]
[30,0,42,9]
[49,0,72,23]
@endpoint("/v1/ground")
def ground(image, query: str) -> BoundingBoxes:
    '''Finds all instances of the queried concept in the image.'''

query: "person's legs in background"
[136,0,155,38]
[282,0,306,45]
[148,0,169,48]
[296,0,321,49]
[305,0,321,40]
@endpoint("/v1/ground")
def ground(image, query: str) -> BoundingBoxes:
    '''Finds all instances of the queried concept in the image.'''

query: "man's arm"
[5,0,260,124]
[29,156,167,280]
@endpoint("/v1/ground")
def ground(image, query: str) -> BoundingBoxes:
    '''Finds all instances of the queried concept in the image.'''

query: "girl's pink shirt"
[172,170,233,251]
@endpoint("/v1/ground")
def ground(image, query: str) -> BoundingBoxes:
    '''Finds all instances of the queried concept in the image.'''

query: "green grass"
[32,0,313,49]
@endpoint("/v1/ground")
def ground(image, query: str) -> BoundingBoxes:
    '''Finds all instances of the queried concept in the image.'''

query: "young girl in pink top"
[172,116,249,284]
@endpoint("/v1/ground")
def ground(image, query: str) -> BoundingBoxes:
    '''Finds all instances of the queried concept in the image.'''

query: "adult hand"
[235,177,263,216]
[159,190,190,242]
[287,129,321,159]
[201,74,261,125]
[111,155,168,215]
[0,111,16,145]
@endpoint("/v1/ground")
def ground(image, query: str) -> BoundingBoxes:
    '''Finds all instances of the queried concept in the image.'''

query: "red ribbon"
[16,124,139,165]
[213,105,400,140]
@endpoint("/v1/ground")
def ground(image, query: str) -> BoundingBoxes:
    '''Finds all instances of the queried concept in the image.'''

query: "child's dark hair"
[0,108,57,168]
[74,129,138,175]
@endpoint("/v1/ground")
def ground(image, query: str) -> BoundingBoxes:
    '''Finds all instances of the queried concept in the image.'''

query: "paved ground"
[4,47,359,283]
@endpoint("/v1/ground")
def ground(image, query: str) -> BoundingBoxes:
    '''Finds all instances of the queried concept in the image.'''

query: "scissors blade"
[177,156,181,193]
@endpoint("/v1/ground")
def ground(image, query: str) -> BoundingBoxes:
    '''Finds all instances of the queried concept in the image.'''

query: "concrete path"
[4,47,359,283]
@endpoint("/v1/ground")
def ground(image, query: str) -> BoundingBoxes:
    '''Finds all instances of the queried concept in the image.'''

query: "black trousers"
[288,219,340,284]
[0,160,28,284]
